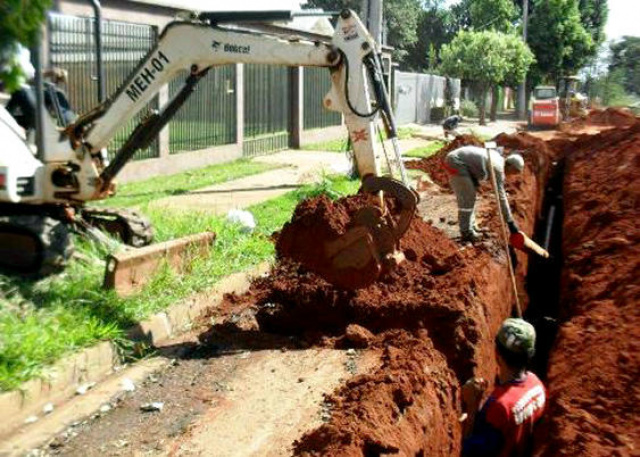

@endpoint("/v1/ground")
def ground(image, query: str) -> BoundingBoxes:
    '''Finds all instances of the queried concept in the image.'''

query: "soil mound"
[533,124,640,457]
[405,134,484,188]
[585,107,638,126]
[294,331,460,457]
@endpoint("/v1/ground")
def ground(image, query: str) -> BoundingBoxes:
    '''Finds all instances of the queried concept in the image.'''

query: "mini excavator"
[0,9,417,290]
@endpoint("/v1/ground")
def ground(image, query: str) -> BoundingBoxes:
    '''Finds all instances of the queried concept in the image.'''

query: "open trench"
[187,130,557,456]
[254,118,638,456]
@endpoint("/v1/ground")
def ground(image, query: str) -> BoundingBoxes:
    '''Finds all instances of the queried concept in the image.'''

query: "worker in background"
[443,146,524,242]
[442,114,463,139]
[461,318,546,457]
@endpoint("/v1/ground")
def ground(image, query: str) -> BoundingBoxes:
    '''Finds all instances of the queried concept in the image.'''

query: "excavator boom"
[3,9,417,291]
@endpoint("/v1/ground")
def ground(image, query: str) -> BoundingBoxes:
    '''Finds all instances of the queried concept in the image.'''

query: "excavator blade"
[321,176,418,290]
[103,231,216,297]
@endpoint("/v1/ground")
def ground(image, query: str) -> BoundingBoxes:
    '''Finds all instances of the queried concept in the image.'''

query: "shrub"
[460,99,479,118]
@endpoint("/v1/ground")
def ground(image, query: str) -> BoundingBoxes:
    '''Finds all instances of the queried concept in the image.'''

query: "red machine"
[529,86,561,128]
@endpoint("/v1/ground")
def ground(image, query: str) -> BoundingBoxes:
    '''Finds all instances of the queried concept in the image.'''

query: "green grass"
[100,159,281,208]
[0,174,359,391]
[403,141,444,159]
[300,126,419,152]
[301,137,351,152]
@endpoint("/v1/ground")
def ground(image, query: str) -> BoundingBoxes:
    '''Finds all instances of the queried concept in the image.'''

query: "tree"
[404,3,455,71]
[0,0,52,90]
[609,36,640,96]
[306,0,422,66]
[527,0,595,84]
[440,30,533,124]
[469,0,519,33]
[578,0,608,48]
[468,0,520,121]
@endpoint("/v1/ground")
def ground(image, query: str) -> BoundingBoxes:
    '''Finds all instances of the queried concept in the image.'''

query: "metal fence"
[393,71,461,125]
[243,64,290,157]
[303,67,341,130]
[168,66,236,154]
[48,13,159,160]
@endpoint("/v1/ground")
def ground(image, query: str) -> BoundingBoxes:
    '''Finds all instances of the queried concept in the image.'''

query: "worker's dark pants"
[449,174,478,237]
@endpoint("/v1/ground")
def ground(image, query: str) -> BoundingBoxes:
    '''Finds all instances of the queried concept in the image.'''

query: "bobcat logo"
[212,40,221,51]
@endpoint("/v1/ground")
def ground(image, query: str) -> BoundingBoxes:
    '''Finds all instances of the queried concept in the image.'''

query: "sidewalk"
[149,138,428,214]
[405,118,521,140]
[148,118,519,215]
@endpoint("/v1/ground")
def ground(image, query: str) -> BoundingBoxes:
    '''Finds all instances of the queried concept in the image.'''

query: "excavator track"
[0,215,74,276]
[80,207,153,247]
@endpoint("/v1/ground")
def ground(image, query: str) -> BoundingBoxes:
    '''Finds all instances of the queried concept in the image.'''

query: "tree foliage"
[577,0,608,46]
[440,29,533,123]
[404,3,456,71]
[0,0,52,90]
[305,0,421,65]
[0,0,50,48]
[469,0,519,32]
[527,0,595,82]
[609,36,640,96]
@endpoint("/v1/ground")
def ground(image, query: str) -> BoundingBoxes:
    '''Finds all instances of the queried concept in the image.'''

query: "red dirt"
[221,211,517,456]
[294,331,460,457]
[194,126,567,456]
[585,107,637,126]
[405,134,484,188]
[533,123,640,457]
[206,133,551,455]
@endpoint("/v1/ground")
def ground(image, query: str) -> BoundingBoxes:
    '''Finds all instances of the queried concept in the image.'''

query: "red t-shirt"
[483,372,546,457]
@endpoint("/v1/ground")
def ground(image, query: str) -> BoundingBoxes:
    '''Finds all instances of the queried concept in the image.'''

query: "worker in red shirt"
[461,318,546,457]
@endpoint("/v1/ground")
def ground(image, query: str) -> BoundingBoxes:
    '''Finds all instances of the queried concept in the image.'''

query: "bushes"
[460,99,479,118]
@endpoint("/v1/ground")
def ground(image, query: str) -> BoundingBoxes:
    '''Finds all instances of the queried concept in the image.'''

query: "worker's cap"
[505,153,525,172]
[496,318,536,357]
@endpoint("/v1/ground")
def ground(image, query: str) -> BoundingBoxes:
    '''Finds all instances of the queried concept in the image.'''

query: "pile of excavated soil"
[585,107,637,126]
[217,210,514,456]
[405,134,484,188]
[294,331,460,457]
[534,123,640,457]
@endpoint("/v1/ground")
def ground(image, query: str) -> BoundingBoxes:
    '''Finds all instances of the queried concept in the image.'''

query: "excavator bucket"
[103,232,216,297]
[322,176,418,290]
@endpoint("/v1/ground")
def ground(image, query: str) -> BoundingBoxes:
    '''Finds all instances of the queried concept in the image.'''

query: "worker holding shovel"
[443,145,524,242]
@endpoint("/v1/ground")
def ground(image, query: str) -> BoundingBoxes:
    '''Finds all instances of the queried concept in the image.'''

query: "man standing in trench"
[443,146,524,242]
[461,318,546,457]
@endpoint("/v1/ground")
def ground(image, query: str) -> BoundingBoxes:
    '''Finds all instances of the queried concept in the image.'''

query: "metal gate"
[48,13,159,160]
[243,64,291,157]
[168,66,236,153]
[303,67,341,130]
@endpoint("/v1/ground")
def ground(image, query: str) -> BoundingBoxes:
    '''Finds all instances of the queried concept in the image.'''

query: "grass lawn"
[301,125,419,152]
[403,141,444,159]
[0,167,359,391]
[102,159,281,208]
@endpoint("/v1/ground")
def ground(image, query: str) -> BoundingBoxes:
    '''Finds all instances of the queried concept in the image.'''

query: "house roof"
[126,0,307,13]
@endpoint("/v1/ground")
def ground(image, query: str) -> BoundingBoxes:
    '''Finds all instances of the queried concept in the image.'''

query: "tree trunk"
[490,86,500,122]
[479,86,487,125]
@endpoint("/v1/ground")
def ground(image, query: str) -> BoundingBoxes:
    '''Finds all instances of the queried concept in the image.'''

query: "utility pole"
[516,0,529,119]
[363,0,383,46]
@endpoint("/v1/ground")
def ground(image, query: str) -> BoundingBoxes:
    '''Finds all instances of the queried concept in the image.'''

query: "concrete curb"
[0,262,271,441]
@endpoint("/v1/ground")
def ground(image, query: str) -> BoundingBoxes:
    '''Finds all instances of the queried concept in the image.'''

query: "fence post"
[290,66,303,149]
[158,83,170,158]
[235,63,244,149]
